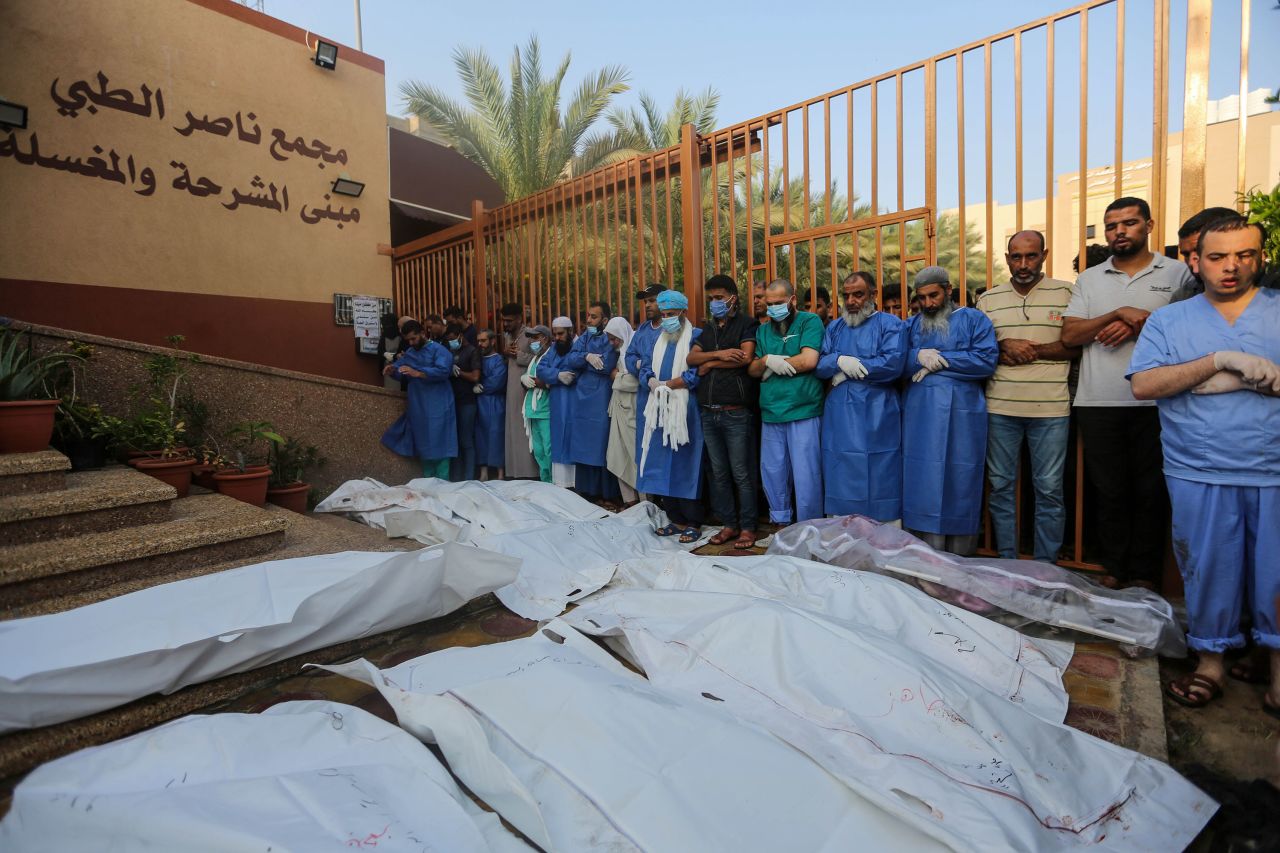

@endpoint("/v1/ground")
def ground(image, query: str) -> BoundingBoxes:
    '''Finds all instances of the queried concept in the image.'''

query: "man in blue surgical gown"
[473,328,507,480]
[381,320,458,478]
[564,301,621,501]
[536,316,578,488]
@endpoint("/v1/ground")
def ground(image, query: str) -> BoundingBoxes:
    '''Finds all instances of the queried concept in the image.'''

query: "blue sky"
[263,0,1275,209]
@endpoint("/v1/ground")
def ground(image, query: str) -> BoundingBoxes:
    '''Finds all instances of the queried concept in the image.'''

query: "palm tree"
[400,37,630,200]
[573,88,721,174]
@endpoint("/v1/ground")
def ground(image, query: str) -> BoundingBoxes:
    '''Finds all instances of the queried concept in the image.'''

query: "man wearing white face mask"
[747,279,825,525]
[564,301,621,502]
[520,325,554,483]
[635,290,705,543]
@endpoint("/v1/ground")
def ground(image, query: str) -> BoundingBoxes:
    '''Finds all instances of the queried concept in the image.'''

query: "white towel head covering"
[552,316,574,329]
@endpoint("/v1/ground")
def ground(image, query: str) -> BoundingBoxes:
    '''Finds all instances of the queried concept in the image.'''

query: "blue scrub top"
[535,345,576,464]
[380,341,458,460]
[1128,288,1280,486]
[634,326,703,499]
[563,330,619,467]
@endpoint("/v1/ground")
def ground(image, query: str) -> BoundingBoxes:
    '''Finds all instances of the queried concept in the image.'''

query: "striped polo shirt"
[975,277,1073,417]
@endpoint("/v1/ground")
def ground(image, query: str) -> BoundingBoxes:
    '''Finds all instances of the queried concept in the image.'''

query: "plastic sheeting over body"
[0,544,520,732]
[323,623,949,852]
[0,701,530,852]
[563,588,1214,851]
[769,515,1186,655]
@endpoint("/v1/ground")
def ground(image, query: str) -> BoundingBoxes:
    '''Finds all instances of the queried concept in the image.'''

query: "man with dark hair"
[748,279,825,526]
[1061,196,1196,587]
[902,267,999,555]
[688,274,759,549]
[1170,206,1240,303]
[625,283,668,470]
[473,329,507,481]
[443,305,479,347]
[813,286,831,324]
[500,302,539,479]
[751,281,768,322]
[444,323,482,482]
[817,271,907,522]
[423,314,446,342]
[1072,244,1113,274]
[977,231,1078,563]
[565,301,621,501]
[380,320,457,479]
[1129,215,1279,709]
[881,284,903,317]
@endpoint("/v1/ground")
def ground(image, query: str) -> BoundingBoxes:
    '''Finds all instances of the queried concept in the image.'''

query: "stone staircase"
[0,449,438,790]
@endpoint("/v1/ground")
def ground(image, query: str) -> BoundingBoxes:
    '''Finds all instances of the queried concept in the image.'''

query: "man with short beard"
[536,317,578,488]
[564,301,621,502]
[977,231,1079,563]
[1129,215,1280,709]
[500,302,539,479]
[816,271,907,521]
[473,329,507,481]
[1062,196,1196,587]
[902,266,998,555]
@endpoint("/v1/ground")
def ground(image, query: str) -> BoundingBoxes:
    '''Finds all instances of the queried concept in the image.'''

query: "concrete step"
[0,451,68,497]
[0,466,175,546]
[0,493,287,618]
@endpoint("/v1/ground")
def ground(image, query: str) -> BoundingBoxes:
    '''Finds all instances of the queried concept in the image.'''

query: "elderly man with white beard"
[815,272,908,521]
[635,289,706,543]
[902,266,999,555]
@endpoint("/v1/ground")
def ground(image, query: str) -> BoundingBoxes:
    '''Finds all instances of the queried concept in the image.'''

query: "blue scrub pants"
[450,403,477,482]
[760,417,823,525]
[986,414,1069,563]
[1168,476,1280,652]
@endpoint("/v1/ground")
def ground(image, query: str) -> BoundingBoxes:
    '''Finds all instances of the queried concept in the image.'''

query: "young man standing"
[519,325,554,483]
[537,317,578,488]
[445,323,482,482]
[748,279,825,526]
[687,274,759,549]
[564,302,620,501]
[443,305,479,347]
[1128,216,1279,710]
[977,231,1079,562]
[381,320,457,479]
[1061,197,1196,587]
[473,329,507,481]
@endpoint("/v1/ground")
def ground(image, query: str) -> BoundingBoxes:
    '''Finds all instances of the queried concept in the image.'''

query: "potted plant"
[49,341,119,470]
[0,328,82,453]
[121,335,198,461]
[132,410,197,497]
[212,420,283,506]
[266,436,326,513]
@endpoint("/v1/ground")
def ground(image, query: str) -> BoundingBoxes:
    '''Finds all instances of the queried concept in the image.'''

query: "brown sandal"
[1229,651,1271,685]
[733,530,758,550]
[1165,672,1223,708]
[708,527,739,546]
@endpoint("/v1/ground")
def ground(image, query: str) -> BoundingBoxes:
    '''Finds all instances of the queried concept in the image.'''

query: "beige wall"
[1,0,391,304]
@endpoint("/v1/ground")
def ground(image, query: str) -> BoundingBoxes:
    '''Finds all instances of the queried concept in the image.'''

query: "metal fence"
[393,0,1263,572]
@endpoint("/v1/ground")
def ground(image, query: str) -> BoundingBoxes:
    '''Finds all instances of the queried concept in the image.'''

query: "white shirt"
[1064,254,1195,406]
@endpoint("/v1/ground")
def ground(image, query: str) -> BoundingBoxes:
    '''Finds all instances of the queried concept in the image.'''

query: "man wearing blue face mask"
[564,301,621,502]
[444,323,482,481]
[748,279,825,525]
[687,274,760,549]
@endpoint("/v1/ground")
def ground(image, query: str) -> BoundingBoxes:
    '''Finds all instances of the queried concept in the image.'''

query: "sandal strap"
[1172,672,1222,698]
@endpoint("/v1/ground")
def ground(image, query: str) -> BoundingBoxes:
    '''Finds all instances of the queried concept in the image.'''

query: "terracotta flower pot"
[213,466,272,506]
[191,463,219,490]
[0,399,61,454]
[126,446,191,467]
[135,456,197,498]
[266,481,310,513]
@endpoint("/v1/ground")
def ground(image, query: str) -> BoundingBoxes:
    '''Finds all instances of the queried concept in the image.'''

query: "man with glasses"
[977,231,1078,563]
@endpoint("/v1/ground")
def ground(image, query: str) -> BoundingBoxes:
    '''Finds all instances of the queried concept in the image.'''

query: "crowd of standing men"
[381,197,1278,712]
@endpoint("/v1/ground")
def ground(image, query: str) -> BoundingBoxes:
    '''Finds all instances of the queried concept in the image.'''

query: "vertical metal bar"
[729,131,738,281]
[824,98,833,227]
[524,198,537,324]
[924,61,938,265]
[1114,0,1126,199]
[1078,9,1089,284]
[957,51,967,299]
[1015,31,1025,231]
[614,165,624,314]
[875,225,884,292]
[762,117,771,249]
[783,109,791,233]
[1151,0,1170,251]
[871,82,879,215]
[896,72,904,213]
[637,158,647,291]
[789,238,797,283]
[665,149,675,288]
[847,90,855,222]
[984,40,993,305]
[680,124,706,318]
[802,104,811,231]
[1236,0,1251,211]
[1180,0,1213,221]
[1046,20,1056,278]
[650,155,660,283]
[711,133,721,274]
[809,238,818,301]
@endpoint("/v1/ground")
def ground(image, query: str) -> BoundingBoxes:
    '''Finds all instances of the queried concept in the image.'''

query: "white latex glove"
[585,353,605,370]
[829,371,847,388]
[761,367,774,382]
[1192,371,1248,395]
[451,364,461,377]
[648,377,661,392]
[520,374,536,389]
[653,383,672,398]
[911,367,931,383]
[764,354,796,377]
[472,383,484,394]
[1214,351,1280,392]
[918,348,950,372]
[558,371,576,385]
[837,355,868,379]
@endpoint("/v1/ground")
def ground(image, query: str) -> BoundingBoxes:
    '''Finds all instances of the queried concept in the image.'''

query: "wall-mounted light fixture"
[331,175,365,197]
[313,40,339,70]
[0,99,28,129]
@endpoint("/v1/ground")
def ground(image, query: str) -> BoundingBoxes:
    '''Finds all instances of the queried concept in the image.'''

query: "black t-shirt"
[450,343,481,403]
[693,312,759,407]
